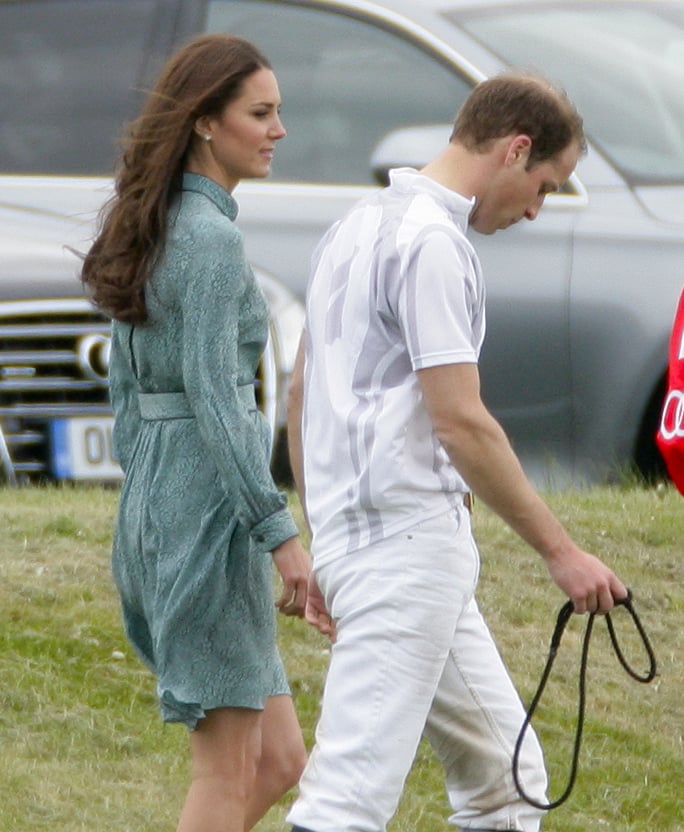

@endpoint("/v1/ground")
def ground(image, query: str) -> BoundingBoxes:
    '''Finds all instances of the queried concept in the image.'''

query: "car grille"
[0,299,112,483]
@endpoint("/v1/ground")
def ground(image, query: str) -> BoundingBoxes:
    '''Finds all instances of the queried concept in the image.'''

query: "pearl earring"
[203,134,211,142]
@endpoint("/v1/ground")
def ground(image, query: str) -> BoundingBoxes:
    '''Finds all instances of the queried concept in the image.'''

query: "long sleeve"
[108,322,142,475]
[177,213,297,551]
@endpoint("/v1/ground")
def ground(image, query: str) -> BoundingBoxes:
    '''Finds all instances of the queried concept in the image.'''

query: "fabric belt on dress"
[138,383,257,421]
[138,392,194,421]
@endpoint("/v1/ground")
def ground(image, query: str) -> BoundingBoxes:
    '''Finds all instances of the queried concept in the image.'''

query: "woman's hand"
[271,536,311,617]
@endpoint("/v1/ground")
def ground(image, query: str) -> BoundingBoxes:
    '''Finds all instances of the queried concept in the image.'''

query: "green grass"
[0,483,682,831]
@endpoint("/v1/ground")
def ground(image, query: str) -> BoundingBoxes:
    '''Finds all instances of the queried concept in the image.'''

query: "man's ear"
[505,134,532,166]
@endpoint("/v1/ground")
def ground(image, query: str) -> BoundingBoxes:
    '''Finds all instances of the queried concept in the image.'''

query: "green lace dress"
[108,173,298,729]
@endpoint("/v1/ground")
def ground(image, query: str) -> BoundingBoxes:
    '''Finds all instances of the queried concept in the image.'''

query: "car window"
[0,0,160,174]
[206,0,473,185]
[454,2,684,186]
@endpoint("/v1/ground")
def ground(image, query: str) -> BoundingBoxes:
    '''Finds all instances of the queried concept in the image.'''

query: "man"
[286,73,627,832]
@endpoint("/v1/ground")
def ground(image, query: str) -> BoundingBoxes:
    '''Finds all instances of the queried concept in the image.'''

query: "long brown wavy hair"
[81,34,271,324]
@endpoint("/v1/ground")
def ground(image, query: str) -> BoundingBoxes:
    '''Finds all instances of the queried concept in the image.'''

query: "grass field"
[0,483,681,832]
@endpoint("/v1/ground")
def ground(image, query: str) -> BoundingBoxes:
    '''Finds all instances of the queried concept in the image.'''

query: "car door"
[195,0,578,481]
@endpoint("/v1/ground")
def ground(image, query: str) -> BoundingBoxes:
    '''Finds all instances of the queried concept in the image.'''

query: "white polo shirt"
[301,168,486,565]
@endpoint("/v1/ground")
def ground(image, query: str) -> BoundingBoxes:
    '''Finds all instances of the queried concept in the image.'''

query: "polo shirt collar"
[388,167,475,230]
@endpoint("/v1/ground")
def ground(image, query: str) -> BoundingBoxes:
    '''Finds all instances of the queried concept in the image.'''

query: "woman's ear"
[194,115,212,142]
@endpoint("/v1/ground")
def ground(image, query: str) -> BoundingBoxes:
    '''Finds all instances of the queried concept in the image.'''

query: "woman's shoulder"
[167,198,244,270]
[176,191,240,238]
[161,195,250,293]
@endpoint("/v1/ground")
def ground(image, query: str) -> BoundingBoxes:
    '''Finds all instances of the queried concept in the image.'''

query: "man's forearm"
[418,362,572,560]
[437,405,572,561]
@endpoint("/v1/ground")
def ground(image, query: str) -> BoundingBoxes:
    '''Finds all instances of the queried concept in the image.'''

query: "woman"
[81,34,311,832]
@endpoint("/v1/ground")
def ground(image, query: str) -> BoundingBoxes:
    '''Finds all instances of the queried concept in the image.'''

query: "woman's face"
[193,67,286,191]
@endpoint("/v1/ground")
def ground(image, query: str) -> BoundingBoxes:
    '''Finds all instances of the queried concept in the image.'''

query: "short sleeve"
[397,227,485,370]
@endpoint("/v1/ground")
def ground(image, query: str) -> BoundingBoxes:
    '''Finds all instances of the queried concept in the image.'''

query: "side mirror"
[370,124,452,185]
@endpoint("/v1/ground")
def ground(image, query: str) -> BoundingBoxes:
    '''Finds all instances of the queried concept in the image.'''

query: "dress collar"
[388,167,475,231]
[181,172,238,221]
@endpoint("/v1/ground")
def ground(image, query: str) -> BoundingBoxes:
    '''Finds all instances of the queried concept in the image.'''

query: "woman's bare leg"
[245,694,307,830]
[177,707,261,832]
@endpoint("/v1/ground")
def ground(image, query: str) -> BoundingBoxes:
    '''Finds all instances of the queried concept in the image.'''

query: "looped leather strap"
[512,590,657,811]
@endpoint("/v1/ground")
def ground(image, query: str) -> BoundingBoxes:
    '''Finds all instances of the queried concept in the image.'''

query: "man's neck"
[420,137,510,204]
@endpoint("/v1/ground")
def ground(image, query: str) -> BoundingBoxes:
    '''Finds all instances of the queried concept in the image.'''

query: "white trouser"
[287,506,547,832]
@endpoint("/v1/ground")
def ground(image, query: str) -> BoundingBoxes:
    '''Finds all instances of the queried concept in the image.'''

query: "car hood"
[634,186,684,227]
[0,202,94,299]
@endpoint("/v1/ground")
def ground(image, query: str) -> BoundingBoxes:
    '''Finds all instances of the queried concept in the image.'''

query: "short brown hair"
[451,72,586,167]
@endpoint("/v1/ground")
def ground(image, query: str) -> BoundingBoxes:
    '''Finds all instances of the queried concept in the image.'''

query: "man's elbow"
[431,406,499,462]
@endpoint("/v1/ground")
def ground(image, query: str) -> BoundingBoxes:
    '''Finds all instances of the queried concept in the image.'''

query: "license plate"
[50,417,122,481]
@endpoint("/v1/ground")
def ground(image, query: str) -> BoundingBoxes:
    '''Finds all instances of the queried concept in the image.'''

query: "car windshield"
[451,2,684,186]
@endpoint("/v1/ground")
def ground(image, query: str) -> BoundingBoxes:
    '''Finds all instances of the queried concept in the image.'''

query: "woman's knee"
[259,694,307,790]
[286,739,308,787]
[260,732,307,793]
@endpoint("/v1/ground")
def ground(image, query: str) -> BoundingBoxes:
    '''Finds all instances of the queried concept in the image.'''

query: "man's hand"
[305,572,336,642]
[272,536,311,617]
[544,545,628,614]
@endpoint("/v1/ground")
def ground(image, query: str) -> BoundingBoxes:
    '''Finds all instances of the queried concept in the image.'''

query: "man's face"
[470,140,580,235]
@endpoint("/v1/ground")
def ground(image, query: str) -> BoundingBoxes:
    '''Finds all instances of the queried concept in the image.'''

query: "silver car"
[1,0,682,486]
